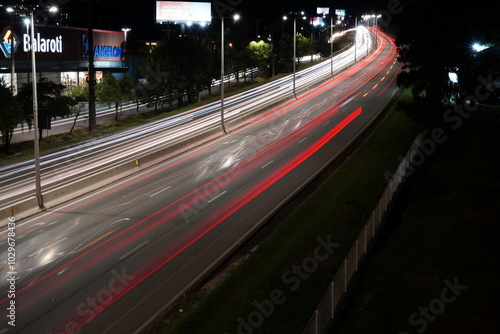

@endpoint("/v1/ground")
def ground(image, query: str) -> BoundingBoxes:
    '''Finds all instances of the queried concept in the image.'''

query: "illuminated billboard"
[317,7,330,15]
[335,9,346,21]
[156,1,212,25]
[310,17,325,27]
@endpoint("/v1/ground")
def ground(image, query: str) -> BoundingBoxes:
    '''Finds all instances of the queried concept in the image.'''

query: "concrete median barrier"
[0,124,224,226]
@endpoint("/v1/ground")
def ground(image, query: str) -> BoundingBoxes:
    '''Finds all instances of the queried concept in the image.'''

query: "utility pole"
[29,10,44,209]
[9,14,17,95]
[87,0,96,133]
[354,17,357,63]
[293,17,297,99]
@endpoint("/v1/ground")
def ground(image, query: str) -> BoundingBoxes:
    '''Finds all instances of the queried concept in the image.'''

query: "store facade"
[0,21,126,89]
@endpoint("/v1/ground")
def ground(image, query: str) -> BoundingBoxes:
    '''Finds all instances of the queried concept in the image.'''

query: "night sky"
[0,0,395,40]
[58,0,382,37]
[89,0,387,39]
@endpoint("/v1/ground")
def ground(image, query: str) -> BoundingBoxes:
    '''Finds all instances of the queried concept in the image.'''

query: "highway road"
[0,27,400,333]
[0,27,372,213]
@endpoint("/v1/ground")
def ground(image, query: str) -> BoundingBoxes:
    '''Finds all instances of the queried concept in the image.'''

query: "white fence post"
[365,224,368,252]
[344,259,347,293]
[315,310,319,334]
[355,240,359,271]
[331,281,335,319]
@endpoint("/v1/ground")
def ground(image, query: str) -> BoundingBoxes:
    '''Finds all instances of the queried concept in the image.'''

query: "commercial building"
[0,21,126,89]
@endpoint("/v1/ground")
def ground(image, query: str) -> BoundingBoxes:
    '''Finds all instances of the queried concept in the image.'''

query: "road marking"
[53,237,68,246]
[111,218,130,226]
[207,190,227,204]
[47,220,60,227]
[149,186,172,198]
[119,240,150,261]
[73,228,119,254]
[339,94,360,108]
[298,137,307,144]
[261,160,274,169]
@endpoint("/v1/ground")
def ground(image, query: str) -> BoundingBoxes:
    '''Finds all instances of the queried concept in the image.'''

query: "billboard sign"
[335,9,346,21]
[0,22,124,62]
[156,1,211,25]
[317,7,330,15]
[310,17,325,27]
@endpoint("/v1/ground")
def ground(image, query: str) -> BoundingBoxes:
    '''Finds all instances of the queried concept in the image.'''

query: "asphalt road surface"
[0,27,399,334]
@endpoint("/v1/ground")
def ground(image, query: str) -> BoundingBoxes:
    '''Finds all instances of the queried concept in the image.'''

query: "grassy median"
[150,90,422,334]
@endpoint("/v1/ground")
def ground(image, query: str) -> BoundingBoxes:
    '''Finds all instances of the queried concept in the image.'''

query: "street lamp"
[122,27,131,42]
[288,12,306,99]
[6,4,58,210]
[28,11,44,209]
[220,13,240,134]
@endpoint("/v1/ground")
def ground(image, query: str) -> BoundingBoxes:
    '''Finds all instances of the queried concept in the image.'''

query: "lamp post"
[121,28,131,71]
[354,16,358,63]
[290,12,306,99]
[323,15,334,77]
[28,10,47,209]
[6,5,58,210]
[293,16,298,99]
[220,13,240,134]
[6,7,17,95]
[122,27,131,42]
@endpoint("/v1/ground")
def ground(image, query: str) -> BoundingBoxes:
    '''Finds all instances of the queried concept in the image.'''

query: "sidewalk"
[330,106,500,333]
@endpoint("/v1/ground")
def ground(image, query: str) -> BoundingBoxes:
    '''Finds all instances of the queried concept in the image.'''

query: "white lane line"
[149,186,172,198]
[298,137,307,144]
[47,220,60,227]
[339,93,360,108]
[119,240,150,261]
[111,218,130,226]
[261,160,274,169]
[207,190,228,204]
[53,237,68,246]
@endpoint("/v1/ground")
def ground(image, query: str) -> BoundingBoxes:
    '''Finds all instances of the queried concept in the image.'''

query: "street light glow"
[234,14,240,21]
[472,43,488,52]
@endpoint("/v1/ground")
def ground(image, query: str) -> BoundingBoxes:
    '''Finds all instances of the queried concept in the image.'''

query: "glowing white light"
[472,43,488,52]
[448,72,458,84]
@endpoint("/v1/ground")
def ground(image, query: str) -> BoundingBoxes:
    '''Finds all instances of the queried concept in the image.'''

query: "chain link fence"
[303,132,425,334]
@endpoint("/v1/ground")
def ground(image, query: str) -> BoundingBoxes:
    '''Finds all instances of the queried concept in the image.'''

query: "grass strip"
[150,90,422,334]
[331,105,500,334]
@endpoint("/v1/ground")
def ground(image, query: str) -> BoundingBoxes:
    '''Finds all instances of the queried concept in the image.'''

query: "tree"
[18,78,77,140]
[0,81,23,151]
[96,74,134,121]
[395,0,500,124]
[121,40,149,81]
[147,36,215,107]
[296,34,314,63]
[247,40,272,76]
[66,84,89,134]
[273,33,294,74]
